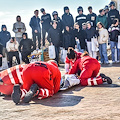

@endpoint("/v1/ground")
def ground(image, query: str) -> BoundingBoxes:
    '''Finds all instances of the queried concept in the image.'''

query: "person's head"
[86,21,92,29]
[51,20,57,29]
[40,8,45,14]
[109,1,115,10]
[67,47,76,61]
[16,15,21,22]
[104,5,109,13]
[82,23,87,30]
[77,6,83,14]
[1,25,7,31]
[64,6,69,14]
[88,6,92,13]
[112,19,119,26]
[10,37,15,43]
[34,10,39,16]
[99,9,105,16]
[22,33,28,39]
[81,51,89,57]
[74,22,79,30]
[97,22,104,29]
[52,11,58,20]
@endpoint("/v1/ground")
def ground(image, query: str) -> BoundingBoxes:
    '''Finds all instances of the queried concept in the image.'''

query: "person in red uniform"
[65,47,82,74]
[68,51,112,86]
[0,64,26,95]
[12,60,61,104]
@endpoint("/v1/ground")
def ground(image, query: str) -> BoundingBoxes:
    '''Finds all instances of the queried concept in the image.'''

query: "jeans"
[110,41,120,61]
[55,47,60,64]
[99,43,109,63]
[76,41,84,53]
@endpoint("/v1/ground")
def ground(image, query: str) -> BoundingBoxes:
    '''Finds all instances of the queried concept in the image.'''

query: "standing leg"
[110,41,115,62]
[8,52,13,67]
[14,51,20,65]
[99,44,104,63]
[87,42,92,57]
[55,47,59,64]
[33,33,37,50]
[42,29,46,46]
[37,33,41,49]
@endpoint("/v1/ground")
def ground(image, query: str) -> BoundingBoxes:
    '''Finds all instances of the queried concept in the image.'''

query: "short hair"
[34,10,39,13]
[67,47,76,59]
[99,9,104,13]
[16,15,21,19]
[97,22,104,28]
[88,6,92,10]
[82,22,86,26]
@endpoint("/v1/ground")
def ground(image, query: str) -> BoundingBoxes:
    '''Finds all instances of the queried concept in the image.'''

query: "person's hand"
[0,54,2,57]
[41,21,43,23]
[75,37,77,40]
[51,42,53,45]
[75,45,77,48]
[34,30,38,33]
[18,28,21,32]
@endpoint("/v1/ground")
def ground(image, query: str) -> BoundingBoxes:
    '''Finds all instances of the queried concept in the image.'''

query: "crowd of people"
[0,1,120,69]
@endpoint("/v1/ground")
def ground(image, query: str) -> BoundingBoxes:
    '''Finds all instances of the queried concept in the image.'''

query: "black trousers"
[0,57,2,67]
[55,47,60,64]
[8,51,20,67]
[42,28,49,46]
[32,32,41,49]
[21,51,31,64]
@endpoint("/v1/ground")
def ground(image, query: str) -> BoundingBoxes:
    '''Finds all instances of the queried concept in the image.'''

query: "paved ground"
[0,63,120,120]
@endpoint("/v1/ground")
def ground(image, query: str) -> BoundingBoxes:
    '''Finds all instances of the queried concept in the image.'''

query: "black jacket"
[75,14,87,29]
[47,27,60,47]
[108,9,120,27]
[41,13,52,31]
[63,29,76,50]
[19,39,34,52]
[62,13,74,29]
[73,29,87,49]
[85,27,98,41]
[87,13,97,28]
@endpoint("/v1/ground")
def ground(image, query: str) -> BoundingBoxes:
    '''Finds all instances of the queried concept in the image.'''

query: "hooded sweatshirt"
[0,25,11,47]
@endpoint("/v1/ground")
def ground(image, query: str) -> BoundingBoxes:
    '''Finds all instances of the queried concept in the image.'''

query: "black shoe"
[23,84,38,103]
[11,84,21,104]
[100,73,112,84]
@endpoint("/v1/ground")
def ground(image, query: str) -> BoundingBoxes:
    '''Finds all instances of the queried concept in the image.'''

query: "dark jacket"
[41,13,51,31]
[29,16,41,33]
[19,39,34,52]
[62,13,74,29]
[0,25,11,47]
[96,15,108,28]
[87,13,97,28]
[63,29,76,50]
[85,27,97,41]
[47,27,60,47]
[75,14,87,29]
[73,29,87,49]
[108,25,120,42]
[108,9,120,27]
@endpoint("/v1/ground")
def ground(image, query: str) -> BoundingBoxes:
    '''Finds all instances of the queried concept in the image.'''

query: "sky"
[0,0,111,38]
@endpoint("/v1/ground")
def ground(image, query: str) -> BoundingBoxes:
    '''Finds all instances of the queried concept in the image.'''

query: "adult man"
[87,6,97,28]
[40,8,51,46]
[75,6,87,29]
[30,10,41,49]
[0,25,11,57]
[62,6,74,30]
[11,61,61,104]
[13,16,26,43]
[108,1,120,27]
[104,5,109,17]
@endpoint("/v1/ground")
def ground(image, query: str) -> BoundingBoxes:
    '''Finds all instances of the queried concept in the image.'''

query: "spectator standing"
[87,6,97,28]
[19,33,34,64]
[40,8,51,46]
[0,25,11,57]
[97,22,109,64]
[104,5,109,17]
[108,19,120,63]
[6,37,20,67]
[30,10,41,49]
[75,6,87,29]
[108,1,120,27]
[47,21,60,64]
[96,9,108,28]
[13,16,26,43]
[62,6,74,30]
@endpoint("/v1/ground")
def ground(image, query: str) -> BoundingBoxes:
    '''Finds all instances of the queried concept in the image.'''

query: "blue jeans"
[76,41,84,53]
[99,43,109,63]
[110,41,120,61]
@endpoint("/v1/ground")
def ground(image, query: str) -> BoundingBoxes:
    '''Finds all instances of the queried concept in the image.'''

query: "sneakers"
[100,73,112,84]
[23,84,38,103]
[11,84,21,104]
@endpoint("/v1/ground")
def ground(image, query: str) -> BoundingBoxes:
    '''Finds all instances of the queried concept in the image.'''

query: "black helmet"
[109,1,115,7]
[40,8,45,13]
[77,6,83,13]
[52,11,58,17]
[104,5,109,10]
[64,6,69,12]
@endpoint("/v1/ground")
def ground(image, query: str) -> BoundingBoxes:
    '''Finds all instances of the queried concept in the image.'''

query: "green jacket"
[96,15,108,28]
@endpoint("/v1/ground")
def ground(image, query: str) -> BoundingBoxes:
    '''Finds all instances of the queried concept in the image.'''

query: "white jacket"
[6,40,19,52]
[98,28,109,44]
